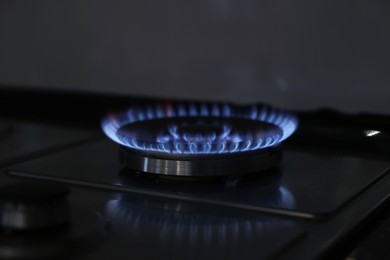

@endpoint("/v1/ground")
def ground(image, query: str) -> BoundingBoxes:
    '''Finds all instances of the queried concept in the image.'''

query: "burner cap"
[102,102,298,177]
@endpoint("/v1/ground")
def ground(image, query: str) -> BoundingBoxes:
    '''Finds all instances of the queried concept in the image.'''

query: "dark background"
[1,0,390,113]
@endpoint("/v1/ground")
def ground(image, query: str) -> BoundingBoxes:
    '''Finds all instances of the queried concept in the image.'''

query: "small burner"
[102,102,298,177]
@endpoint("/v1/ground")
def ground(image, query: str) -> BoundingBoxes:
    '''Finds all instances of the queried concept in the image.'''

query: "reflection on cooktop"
[104,194,303,260]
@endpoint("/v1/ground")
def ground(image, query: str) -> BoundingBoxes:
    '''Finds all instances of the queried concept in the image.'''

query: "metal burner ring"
[119,145,282,177]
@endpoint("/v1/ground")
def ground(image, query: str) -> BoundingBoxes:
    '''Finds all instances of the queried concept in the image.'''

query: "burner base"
[119,146,282,177]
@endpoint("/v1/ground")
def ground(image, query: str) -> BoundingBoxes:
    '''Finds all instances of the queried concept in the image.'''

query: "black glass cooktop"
[0,119,97,167]
[7,139,390,219]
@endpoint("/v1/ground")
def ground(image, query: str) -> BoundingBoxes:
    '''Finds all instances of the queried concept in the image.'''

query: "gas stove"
[1,88,390,259]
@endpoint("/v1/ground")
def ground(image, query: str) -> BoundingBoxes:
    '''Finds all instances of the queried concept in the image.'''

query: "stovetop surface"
[0,119,97,167]
[8,139,389,219]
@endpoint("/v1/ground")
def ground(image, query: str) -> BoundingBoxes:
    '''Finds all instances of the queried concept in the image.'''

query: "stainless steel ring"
[119,145,282,177]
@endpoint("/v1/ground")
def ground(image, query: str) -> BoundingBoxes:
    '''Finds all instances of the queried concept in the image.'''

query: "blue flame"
[101,102,298,154]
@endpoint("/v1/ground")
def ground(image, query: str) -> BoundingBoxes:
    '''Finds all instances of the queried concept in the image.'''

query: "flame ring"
[101,102,298,155]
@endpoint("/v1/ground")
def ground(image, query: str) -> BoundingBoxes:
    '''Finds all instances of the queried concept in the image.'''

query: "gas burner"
[102,102,298,177]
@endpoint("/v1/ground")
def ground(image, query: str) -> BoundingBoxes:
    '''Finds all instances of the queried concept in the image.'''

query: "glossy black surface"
[8,139,390,218]
[100,197,304,260]
[0,119,98,167]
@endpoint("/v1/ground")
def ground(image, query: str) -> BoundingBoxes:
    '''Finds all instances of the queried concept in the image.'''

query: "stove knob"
[0,181,70,230]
